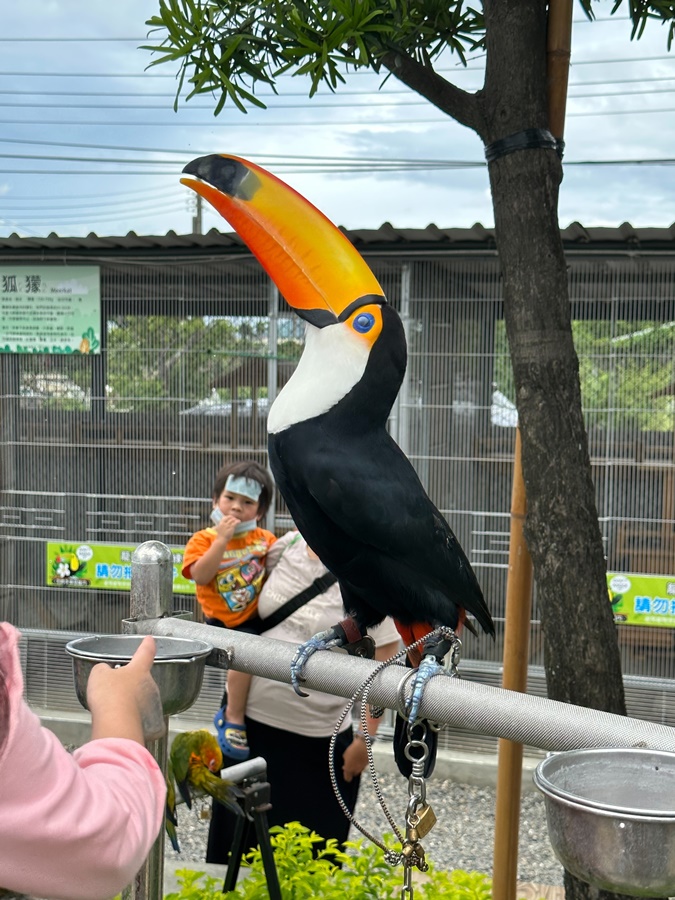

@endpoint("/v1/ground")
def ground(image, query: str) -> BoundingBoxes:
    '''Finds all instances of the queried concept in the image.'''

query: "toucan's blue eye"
[353,312,375,333]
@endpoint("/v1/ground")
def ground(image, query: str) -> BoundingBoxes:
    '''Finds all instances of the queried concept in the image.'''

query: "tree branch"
[380,50,486,139]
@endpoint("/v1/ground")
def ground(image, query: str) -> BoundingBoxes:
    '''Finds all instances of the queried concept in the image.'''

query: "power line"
[1,55,674,79]
[4,70,675,90]
[570,105,675,117]
[3,77,675,101]
[3,184,186,203]
[0,99,455,110]
[572,86,675,98]
[4,157,675,180]
[3,137,675,169]
[0,20,627,42]
[0,190,188,213]
[0,71,181,77]
[0,151,203,165]
[0,98,672,131]
[0,137,464,162]
[4,202,188,224]
[0,37,145,42]
[0,169,186,175]
[0,154,574,170]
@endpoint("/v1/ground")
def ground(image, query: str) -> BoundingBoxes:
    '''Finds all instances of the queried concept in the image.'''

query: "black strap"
[259,572,338,632]
[484,128,564,163]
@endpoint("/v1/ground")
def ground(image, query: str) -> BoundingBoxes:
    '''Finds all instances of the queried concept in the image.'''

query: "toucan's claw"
[405,656,448,728]
[291,629,343,696]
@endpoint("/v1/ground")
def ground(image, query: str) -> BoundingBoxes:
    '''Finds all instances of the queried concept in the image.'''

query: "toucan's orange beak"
[181,154,385,327]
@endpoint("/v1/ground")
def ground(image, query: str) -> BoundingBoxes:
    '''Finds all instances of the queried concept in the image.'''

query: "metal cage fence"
[0,250,673,683]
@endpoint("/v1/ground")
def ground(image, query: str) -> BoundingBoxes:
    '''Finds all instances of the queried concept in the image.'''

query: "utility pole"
[191,193,203,234]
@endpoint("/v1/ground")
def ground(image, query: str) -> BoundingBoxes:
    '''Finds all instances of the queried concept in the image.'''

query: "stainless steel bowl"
[534,747,675,897]
[66,635,213,717]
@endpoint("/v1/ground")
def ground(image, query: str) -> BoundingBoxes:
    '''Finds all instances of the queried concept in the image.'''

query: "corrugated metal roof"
[2,222,675,257]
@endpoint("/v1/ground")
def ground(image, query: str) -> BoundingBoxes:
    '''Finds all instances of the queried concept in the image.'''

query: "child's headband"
[225,475,262,502]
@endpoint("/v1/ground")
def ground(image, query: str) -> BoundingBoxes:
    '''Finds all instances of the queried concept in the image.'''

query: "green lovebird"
[169,729,243,817]
[165,759,180,853]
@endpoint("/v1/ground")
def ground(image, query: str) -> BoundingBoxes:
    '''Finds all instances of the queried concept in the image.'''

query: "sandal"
[213,709,250,761]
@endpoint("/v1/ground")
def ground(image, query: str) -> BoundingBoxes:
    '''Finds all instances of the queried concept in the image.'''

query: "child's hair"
[212,460,274,521]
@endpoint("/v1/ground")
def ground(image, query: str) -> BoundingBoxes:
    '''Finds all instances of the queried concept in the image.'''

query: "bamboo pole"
[546,0,574,140]
[492,428,533,900]
[492,2,573,896]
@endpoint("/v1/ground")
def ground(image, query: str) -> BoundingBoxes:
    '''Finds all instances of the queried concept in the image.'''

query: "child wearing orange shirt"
[182,460,276,761]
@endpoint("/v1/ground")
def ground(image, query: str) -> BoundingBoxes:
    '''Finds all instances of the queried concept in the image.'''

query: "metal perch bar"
[120,542,675,900]
[129,615,675,755]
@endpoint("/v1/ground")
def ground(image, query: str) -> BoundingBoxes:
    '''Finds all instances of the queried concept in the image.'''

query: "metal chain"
[327,626,457,863]
[329,644,409,854]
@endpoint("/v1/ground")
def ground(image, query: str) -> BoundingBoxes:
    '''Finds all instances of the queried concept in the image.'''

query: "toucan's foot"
[404,630,460,727]
[291,628,343,696]
[405,656,447,727]
[291,617,372,697]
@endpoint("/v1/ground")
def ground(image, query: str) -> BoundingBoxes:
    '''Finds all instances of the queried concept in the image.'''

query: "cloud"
[2,1,675,236]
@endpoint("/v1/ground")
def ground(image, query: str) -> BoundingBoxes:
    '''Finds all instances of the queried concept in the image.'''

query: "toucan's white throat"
[267,322,370,433]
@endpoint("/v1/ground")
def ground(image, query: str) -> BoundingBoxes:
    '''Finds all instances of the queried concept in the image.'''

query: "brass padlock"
[414,803,437,839]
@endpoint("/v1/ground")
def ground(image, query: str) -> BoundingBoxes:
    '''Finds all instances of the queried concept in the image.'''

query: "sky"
[1,0,675,237]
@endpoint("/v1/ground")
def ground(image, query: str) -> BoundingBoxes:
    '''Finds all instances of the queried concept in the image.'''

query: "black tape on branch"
[484,129,564,163]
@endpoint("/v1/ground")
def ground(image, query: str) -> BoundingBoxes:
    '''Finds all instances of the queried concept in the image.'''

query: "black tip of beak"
[182,155,259,200]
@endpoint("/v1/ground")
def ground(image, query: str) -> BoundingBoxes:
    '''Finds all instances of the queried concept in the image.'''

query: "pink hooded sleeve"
[0,623,166,900]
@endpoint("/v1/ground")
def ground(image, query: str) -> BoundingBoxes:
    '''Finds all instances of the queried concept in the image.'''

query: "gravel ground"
[166,770,564,887]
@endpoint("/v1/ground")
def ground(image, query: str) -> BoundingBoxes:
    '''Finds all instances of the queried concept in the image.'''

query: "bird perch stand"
[121,543,675,898]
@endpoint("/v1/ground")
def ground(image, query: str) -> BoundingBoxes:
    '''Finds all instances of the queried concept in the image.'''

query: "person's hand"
[87,636,164,744]
[214,514,239,544]
[342,734,369,783]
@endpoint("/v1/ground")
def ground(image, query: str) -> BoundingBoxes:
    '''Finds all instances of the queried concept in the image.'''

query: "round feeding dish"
[534,747,675,897]
[66,634,212,717]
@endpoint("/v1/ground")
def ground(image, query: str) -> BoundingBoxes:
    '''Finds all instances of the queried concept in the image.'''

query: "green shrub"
[165,821,496,900]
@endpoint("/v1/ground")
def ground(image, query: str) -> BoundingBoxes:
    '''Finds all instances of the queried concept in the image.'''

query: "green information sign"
[46,541,195,594]
[608,571,675,628]
[0,265,101,354]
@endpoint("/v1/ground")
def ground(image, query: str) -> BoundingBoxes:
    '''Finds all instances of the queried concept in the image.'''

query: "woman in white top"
[206,530,400,862]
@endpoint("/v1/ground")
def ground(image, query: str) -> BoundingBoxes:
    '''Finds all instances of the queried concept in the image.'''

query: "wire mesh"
[0,249,673,685]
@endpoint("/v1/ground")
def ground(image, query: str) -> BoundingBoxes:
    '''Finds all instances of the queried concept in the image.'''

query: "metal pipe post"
[122,541,174,900]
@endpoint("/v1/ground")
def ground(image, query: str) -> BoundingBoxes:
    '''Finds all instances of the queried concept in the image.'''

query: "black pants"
[206,717,360,864]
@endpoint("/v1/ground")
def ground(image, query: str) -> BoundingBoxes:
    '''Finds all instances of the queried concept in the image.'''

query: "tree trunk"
[482,1,628,898]
[488,143,626,713]
[482,0,626,713]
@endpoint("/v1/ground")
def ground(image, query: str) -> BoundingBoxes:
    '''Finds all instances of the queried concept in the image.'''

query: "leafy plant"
[164,821,504,900]
[417,868,494,900]
[165,868,229,900]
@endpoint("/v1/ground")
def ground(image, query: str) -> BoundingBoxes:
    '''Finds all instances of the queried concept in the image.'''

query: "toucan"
[181,154,495,774]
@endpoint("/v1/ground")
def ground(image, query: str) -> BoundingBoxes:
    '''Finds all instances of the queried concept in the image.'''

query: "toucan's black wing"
[269,420,493,634]
[272,421,433,555]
